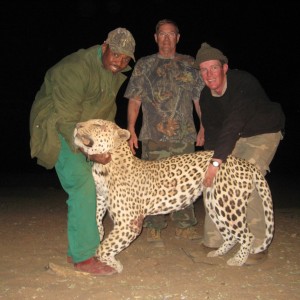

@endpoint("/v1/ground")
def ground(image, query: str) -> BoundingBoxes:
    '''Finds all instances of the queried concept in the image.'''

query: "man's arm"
[194,99,222,187]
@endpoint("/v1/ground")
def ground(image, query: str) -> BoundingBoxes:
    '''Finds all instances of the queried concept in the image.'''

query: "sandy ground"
[0,172,300,300]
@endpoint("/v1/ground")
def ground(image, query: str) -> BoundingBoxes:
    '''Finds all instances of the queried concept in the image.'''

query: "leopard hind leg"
[207,226,237,258]
[227,226,255,266]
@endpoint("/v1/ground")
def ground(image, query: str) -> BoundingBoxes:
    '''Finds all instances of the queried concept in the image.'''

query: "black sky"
[2,1,300,176]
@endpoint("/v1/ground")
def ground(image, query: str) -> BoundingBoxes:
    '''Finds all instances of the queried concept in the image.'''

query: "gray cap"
[106,28,136,61]
[194,42,228,69]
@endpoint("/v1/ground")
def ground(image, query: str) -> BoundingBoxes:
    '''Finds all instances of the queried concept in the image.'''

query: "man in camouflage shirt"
[124,19,205,247]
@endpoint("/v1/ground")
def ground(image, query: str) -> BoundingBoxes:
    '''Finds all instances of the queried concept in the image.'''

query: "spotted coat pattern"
[73,119,274,273]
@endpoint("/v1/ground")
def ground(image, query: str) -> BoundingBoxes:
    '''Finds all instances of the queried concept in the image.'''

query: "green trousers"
[55,135,100,263]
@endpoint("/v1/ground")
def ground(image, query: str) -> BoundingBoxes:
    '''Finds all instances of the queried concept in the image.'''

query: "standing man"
[124,19,205,247]
[30,28,136,275]
[194,42,285,264]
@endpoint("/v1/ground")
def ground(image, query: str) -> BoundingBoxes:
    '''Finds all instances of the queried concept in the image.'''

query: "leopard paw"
[227,257,244,266]
[207,250,218,257]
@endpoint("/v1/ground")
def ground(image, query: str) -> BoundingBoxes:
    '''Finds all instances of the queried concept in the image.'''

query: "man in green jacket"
[29,28,135,275]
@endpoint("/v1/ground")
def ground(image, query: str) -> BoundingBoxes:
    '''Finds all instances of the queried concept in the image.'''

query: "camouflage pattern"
[203,131,283,248]
[141,140,195,160]
[124,53,204,143]
[106,28,135,61]
[142,140,198,229]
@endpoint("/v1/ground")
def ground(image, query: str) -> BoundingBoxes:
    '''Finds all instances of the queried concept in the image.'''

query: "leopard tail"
[251,170,275,254]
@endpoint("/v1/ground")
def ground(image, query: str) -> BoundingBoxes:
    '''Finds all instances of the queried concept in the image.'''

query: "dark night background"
[2,1,300,202]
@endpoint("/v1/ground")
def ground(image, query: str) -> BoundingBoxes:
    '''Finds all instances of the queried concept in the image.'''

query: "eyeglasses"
[199,65,222,75]
[158,31,177,38]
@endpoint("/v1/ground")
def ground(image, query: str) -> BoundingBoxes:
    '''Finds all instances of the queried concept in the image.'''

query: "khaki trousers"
[203,131,283,248]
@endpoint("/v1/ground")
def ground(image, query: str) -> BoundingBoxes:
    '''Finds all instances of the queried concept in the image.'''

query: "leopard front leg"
[96,214,144,273]
[94,175,108,241]
[96,193,107,241]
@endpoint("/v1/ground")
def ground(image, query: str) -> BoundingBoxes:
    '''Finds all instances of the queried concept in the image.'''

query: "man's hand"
[89,153,112,164]
[128,131,138,155]
[79,148,112,164]
[196,126,205,147]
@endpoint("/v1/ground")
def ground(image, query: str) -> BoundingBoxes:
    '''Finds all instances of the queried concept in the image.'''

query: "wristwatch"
[210,160,221,167]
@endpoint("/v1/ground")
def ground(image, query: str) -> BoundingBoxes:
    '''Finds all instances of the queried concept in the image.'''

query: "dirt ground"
[0,172,300,300]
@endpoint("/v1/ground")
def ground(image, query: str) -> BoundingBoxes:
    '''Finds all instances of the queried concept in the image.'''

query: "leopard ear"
[117,129,131,141]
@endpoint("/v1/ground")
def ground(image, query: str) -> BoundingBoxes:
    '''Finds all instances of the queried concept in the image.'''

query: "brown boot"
[74,257,117,275]
[201,244,219,253]
[244,250,268,266]
[146,228,165,247]
[175,227,202,240]
[67,256,96,263]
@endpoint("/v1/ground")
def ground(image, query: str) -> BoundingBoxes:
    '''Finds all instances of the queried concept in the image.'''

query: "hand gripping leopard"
[73,119,274,273]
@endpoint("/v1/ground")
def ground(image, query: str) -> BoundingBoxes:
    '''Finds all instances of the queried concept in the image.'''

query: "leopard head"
[73,119,130,155]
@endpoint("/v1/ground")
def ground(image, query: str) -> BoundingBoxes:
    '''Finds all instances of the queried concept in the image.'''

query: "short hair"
[155,19,179,34]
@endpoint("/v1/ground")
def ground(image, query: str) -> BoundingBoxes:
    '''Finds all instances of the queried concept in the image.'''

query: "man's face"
[199,60,228,94]
[102,44,131,73]
[154,23,180,53]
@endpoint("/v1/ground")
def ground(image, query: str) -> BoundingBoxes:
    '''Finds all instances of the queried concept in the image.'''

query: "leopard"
[73,119,274,273]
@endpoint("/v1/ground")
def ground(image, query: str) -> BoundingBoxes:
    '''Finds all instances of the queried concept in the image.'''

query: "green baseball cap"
[194,42,228,69]
[106,28,136,61]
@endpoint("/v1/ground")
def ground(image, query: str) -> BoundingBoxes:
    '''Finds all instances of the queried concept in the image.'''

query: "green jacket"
[30,45,130,169]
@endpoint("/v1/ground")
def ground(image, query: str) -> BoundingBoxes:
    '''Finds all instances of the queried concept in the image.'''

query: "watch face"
[212,161,219,167]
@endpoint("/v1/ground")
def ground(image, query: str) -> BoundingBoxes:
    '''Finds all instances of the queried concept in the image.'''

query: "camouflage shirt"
[124,53,204,143]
